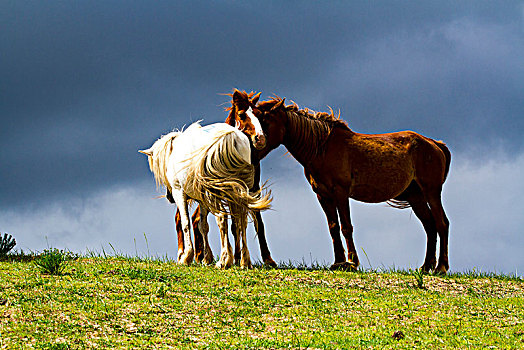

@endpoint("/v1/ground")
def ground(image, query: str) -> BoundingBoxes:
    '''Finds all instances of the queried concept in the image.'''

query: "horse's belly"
[349,185,401,203]
[348,169,413,203]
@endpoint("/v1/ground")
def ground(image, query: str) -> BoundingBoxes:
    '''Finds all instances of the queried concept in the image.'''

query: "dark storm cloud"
[2,1,524,209]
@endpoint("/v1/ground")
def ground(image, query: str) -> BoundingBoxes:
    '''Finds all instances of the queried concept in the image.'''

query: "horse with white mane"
[140,122,271,268]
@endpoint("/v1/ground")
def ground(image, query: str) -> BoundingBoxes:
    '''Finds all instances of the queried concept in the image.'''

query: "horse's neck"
[283,111,332,166]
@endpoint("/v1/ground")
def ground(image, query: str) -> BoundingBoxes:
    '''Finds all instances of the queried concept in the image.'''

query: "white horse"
[140,122,271,268]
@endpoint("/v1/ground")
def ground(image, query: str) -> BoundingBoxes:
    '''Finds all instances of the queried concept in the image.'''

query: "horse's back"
[201,123,251,161]
[361,129,450,186]
[173,122,240,157]
[169,122,251,187]
[368,130,450,185]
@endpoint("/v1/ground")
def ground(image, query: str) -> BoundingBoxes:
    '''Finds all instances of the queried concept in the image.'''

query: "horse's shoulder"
[184,122,203,133]
[201,122,235,134]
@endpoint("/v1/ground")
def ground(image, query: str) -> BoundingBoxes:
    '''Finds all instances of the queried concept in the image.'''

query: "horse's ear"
[250,92,261,105]
[271,98,285,112]
[232,89,243,104]
[232,89,249,109]
[139,148,153,156]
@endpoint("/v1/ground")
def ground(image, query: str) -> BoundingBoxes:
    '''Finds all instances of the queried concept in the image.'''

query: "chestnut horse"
[173,90,277,267]
[235,94,451,274]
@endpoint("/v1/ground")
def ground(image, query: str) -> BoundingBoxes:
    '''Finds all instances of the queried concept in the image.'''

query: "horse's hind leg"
[413,141,450,274]
[173,190,194,265]
[197,206,214,265]
[232,205,251,269]
[239,218,252,269]
[215,213,233,269]
[400,183,438,272]
[317,194,346,267]
[230,218,241,265]
[425,190,449,274]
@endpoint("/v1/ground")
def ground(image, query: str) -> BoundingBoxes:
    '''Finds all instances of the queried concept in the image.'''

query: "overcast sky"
[2,1,523,275]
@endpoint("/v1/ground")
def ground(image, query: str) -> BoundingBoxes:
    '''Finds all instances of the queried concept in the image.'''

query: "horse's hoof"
[418,266,429,274]
[178,251,194,266]
[435,264,448,275]
[215,260,232,269]
[419,263,435,273]
[202,253,214,266]
[263,257,277,268]
[330,262,357,271]
[240,257,252,269]
[177,259,191,266]
[177,251,184,263]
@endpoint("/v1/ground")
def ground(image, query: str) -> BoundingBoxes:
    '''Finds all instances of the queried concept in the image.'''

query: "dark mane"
[259,97,351,161]
[260,96,350,130]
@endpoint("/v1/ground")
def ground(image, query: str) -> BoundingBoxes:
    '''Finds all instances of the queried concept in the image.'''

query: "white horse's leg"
[172,189,194,265]
[233,206,251,269]
[198,205,214,265]
[174,211,184,262]
[215,213,233,269]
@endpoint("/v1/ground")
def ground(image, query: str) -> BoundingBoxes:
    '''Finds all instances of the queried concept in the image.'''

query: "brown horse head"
[250,96,287,159]
[226,89,266,150]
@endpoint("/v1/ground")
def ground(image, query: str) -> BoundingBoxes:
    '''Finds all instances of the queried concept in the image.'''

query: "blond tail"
[183,129,271,217]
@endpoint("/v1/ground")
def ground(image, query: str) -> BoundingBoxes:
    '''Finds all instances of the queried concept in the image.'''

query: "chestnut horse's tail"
[388,139,451,210]
[434,140,451,184]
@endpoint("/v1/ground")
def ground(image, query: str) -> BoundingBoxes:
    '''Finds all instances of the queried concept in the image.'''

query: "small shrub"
[0,233,16,256]
[34,249,76,275]
[411,269,425,289]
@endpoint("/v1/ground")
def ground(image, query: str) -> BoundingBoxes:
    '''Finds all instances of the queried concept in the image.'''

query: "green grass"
[33,248,79,275]
[0,253,523,349]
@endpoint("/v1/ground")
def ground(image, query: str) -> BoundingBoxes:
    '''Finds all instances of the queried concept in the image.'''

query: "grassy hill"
[0,254,522,349]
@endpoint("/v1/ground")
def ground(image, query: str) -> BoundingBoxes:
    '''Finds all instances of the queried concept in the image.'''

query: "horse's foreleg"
[335,195,358,270]
[253,210,276,267]
[191,206,204,263]
[215,213,233,269]
[198,205,214,265]
[174,209,184,262]
[250,166,276,267]
[317,194,346,267]
[173,190,194,265]
[236,209,251,269]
